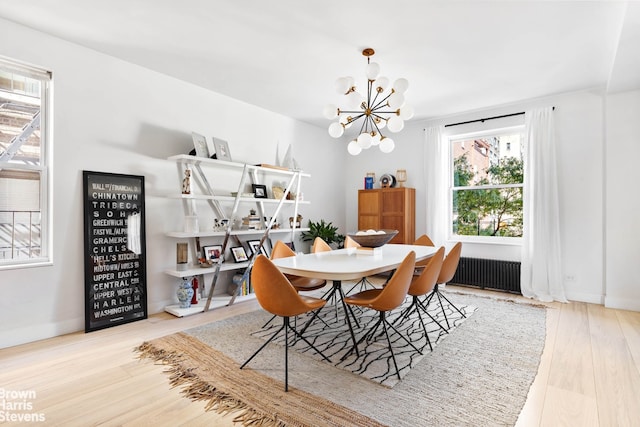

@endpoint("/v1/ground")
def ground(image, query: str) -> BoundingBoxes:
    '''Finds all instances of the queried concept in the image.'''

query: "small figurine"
[182,169,191,194]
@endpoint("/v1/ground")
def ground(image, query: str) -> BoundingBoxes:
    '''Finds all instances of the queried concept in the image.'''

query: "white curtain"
[521,107,567,302]
[424,125,447,245]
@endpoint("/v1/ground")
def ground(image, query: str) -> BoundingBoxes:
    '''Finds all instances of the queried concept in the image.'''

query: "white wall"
[0,18,346,348]
[344,89,606,305]
[605,89,640,311]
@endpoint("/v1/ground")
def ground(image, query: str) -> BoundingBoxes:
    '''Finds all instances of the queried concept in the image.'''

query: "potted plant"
[301,219,345,248]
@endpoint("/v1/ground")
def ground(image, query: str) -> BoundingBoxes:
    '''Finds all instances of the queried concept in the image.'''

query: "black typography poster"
[83,171,147,332]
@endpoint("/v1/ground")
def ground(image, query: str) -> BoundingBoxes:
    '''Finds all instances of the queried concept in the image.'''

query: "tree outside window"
[451,129,524,238]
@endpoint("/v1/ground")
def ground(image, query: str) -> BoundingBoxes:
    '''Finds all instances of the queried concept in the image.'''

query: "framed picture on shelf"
[252,184,268,198]
[231,246,249,263]
[191,132,209,158]
[202,245,223,261]
[247,240,268,257]
[212,137,232,161]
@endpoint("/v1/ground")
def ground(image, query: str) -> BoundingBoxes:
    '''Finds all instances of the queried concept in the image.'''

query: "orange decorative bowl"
[347,229,399,248]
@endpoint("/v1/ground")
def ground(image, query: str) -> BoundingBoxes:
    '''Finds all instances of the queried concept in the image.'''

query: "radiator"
[451,257,521,294]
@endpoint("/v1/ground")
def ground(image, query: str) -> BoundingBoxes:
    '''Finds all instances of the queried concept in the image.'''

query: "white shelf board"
[167,154,310,177]
[164,293,256,317]
[166,194,310,205]
[166,227,309,238]
[165,262,249,278]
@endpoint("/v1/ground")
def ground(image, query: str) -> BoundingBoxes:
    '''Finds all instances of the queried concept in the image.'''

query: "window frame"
[0,56,52,270]
[447,125,524,245]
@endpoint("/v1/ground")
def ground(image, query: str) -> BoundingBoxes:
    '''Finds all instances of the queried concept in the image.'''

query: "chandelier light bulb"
[348,140,362,155]
[366,62,380,80]
[379,137,395,153]
[357,132,373,149]
[335,77,354,95]
[371,132,382,146]
[328,122,344,138]
[374,116,386,130]
[399,104,415,120]
[393,78,409,94]
[375,76,389,92]
[387,92,405,109]
[323,104,338,120]
[387,115,405,133]
[346,91,364,109]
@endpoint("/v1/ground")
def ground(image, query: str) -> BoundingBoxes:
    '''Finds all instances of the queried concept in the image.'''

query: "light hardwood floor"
[1,286,639,427]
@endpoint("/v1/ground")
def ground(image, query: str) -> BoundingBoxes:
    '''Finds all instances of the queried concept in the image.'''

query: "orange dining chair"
[424,242,466,329]
[264,240,328,329]
[240,255,331,391]
[343,251,419,380]
[271,240,327,293]
[311,237,332,253]
[413,234,436,272]
[393,247,447,351]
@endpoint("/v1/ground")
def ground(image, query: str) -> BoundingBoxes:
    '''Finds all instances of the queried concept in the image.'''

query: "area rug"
[137,292,546,426]
[248,293,476,387]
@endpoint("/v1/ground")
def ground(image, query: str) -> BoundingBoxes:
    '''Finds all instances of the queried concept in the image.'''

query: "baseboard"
[0,317,82,350]
[565,290,605,305]
[604,295,640,312]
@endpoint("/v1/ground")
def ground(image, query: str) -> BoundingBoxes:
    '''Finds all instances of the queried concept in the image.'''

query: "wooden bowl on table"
[347,229,399,248]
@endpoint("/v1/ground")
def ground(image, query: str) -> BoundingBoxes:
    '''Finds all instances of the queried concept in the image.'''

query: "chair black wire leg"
[392,297,417,327]
[417,298,448,334]
[290,325,331,362]
[240,323,284,369]
[384,318,423,355]
[434,290,451,329]
[437,290,467,318]
[414,305,433,351]
[284,317,289,391]
[341,315,382,361]
[261,314,277,329]
[381,313,402,380]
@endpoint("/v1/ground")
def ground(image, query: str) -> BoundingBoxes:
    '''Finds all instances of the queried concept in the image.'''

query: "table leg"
[334,280,359,358]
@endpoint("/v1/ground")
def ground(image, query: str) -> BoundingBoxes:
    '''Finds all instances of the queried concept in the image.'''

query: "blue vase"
[177,278,194,308]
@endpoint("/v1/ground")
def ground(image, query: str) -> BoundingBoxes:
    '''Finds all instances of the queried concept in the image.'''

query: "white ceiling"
[1,0,638,129]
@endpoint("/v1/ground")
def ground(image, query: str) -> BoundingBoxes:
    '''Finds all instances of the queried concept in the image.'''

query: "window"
[450,127,524,239]
[0,57,51,268]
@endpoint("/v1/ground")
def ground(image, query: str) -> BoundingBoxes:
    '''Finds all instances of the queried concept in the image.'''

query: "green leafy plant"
[301,219,345,248]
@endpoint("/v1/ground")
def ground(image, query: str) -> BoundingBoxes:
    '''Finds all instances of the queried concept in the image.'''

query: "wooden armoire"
[357,187,415,244]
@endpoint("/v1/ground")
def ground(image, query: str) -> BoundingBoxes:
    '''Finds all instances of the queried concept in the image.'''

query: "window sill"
[449,235,522,246]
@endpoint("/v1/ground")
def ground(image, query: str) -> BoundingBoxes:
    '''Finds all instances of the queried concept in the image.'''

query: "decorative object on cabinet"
[176,243,188,270]
[324,48,414,155]
[176,278,194,308]
[379,173,396,188]
[212,137,231,161]
[248,240,268,257]
[182,169,192,194]
[396,169,407,187]
[231,246,249,262]
[202,245,223,262]
[364,176,374,189]
[192,132,209,157]
[252,184,267,198]
[358,187,415,244]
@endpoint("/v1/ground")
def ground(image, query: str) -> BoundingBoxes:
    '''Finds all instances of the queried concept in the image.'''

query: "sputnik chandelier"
[324,48,413,155]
